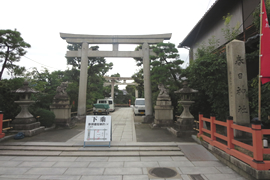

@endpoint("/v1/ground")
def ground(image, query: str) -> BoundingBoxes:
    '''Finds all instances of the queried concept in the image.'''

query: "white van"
[133,98,145,116]
[96,98,115,112]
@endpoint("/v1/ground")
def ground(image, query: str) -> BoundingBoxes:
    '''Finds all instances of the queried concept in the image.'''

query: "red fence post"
[210,115,216,141]
[252,121,263,162]
[227,116,234,149]
[0,111,5,138]
[199,114,203,136]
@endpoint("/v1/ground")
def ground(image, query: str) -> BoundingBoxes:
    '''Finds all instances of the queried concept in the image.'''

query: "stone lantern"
[167,81,198,137]
[11,81,44,136]
[175,81,198,121]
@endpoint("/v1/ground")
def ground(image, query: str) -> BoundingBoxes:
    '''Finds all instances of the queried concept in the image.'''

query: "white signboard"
[84,116,111,142]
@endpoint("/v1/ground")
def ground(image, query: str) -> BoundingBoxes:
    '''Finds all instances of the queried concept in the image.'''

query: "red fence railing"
[198,114,270,170]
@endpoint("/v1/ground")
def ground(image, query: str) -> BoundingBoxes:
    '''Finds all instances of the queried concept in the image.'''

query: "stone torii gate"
[60,33,171,121]
[103,76,139,101]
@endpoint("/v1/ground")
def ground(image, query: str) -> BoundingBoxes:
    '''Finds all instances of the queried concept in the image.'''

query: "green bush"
[35,109,55,127]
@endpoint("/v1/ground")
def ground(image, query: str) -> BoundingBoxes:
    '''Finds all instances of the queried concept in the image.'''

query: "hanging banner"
[84,116,111,142]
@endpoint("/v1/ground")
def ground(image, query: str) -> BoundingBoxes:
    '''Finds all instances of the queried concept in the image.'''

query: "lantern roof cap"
[12,81,39,94]
[174,81,198,94]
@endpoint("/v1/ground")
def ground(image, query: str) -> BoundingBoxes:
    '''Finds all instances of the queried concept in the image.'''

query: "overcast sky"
[1,0,216,82]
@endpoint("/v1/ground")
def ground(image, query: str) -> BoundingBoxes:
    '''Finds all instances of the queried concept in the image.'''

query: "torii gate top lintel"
[60,33,172,44]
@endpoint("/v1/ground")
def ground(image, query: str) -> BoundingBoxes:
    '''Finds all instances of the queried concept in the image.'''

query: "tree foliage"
[0,29,30,80]
[183,49,229,121]
[132,42,184,117]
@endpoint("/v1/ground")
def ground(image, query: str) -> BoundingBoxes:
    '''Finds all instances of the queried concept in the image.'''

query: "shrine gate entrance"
[60,33,171,121]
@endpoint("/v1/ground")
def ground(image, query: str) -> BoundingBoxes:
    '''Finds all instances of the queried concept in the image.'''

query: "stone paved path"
[0,107,247,180]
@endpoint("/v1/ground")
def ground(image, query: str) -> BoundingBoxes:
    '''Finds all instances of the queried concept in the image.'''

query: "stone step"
[0,150,184,157]
[0,145,180,151]
[1,142,190,147]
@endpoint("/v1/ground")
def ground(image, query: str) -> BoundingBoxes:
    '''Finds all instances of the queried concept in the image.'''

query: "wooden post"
[199,114,203,136]
[210,115,216,141]
[227,116,234,149]
[0,112,5,138]
[252,122,263,162]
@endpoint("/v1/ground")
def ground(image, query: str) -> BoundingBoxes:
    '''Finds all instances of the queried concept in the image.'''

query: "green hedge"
[35,109,55,127]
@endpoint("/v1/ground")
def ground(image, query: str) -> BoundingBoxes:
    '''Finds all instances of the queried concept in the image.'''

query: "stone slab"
[80,176,122,180]
[0,150,62,156]
[178,144,217,161]
[104,167,142,175]
[64,167,105,175]
[60,151,140,156]
[25,167,67,175]
[139,151,184,156]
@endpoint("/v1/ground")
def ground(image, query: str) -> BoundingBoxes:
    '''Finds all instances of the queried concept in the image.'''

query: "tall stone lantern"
[168,81,198,137]
[11,81,44,136]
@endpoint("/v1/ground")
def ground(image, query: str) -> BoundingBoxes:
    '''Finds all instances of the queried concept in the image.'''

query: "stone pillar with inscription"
[226,40,250,127]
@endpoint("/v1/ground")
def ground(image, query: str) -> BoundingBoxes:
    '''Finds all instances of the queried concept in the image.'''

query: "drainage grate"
[189,174,205,180]
[148,167,177,178]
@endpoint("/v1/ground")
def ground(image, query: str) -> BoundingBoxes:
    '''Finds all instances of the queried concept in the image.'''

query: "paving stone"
[179,167,220,174]
[0,150,61,156]
[76,157,109,162]
[61,151,139,156]
[124,162,159,168]
[141,156,173,162]
[43,157,77,161]
[25,167,67,175]
[215,166,238,173]
[104,168,142,175]
[123,175,149,180]
[53,161,89,167]
[171,156,189,161]
[179,175,191,180]
[117,147,140,151]
[0,156,15,160]
[80,175,122,180]
[203,173,247,180]
[89,161,124,168]
[139,151,184,156]
[0,175,39,179]
[191,161,225,167]
[38,175,81,179]
[12,156,47,161]
[18,161,56,167]
[108,157,140,161]
[0,160,22,167]
[158,161,194,167]
[142,168,148,175]
[64,167,104,175]
[0,167,30,175]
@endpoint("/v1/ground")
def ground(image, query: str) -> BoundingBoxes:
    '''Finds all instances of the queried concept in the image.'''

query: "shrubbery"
[34,108,55,127]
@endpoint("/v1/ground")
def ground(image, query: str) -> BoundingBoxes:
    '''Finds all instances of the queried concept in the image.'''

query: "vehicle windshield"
[98,100,107,103]
[135,100,145,105]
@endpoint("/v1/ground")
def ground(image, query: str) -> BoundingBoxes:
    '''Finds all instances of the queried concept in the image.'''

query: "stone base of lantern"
[12,122,41,130]
[167,118,196,137]
[10,126,45,137]
[12,118,45,137]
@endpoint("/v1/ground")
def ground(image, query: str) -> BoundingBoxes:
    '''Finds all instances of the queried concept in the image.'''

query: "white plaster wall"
[191,2,244,60]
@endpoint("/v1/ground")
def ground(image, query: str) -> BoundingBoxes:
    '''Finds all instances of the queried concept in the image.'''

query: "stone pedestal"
[154,97,174,127]
[50,94,72,128]
[12,101,45,137]
[167,101,196,137]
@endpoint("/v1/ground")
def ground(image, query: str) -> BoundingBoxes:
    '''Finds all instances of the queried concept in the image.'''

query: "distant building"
[179,0,260,62]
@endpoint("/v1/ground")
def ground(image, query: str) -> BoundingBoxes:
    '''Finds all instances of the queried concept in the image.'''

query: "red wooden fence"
[198,114,270,170]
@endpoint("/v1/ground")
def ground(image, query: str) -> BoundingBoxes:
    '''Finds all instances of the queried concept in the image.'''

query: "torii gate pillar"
[77,42,89,115]
[142,42,153,121]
